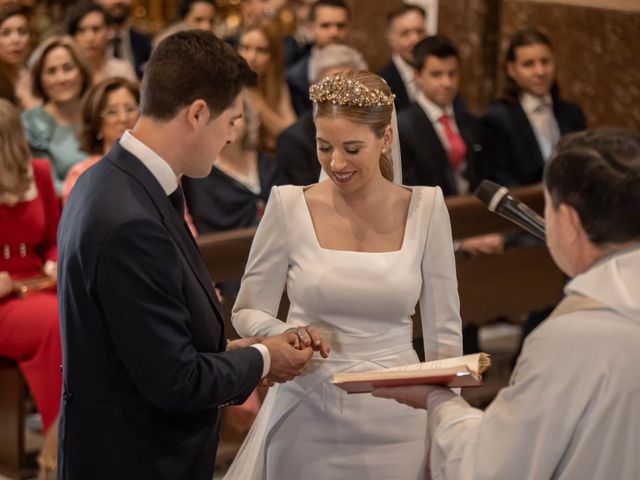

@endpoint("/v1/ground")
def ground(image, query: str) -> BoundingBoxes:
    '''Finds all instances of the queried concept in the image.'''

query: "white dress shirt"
[119,131,271,377]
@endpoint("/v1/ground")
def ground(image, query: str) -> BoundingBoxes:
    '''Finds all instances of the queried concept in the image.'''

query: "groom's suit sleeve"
[95,216,263,413]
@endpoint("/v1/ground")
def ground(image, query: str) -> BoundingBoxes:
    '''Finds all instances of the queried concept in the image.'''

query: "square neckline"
[299,186,417,254]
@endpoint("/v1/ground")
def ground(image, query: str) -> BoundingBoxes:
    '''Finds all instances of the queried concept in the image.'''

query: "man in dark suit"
[97,0,151,79]
[399,36,483,196]
[57,31,317,480]
[482,29,586,187]
[378,4,427,112]
[286,0,350,117]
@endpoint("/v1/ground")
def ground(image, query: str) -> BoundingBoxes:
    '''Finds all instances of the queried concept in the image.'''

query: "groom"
[57,31,313,480]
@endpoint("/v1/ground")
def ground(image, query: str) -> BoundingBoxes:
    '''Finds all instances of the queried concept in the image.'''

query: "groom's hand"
[226,336,264,351]
[261,332,313,383]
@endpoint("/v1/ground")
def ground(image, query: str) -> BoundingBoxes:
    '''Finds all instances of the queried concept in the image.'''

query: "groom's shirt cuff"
[250,344,271,378]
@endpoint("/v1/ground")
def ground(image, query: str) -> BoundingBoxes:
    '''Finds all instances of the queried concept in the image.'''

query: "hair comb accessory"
[309,74,395,108]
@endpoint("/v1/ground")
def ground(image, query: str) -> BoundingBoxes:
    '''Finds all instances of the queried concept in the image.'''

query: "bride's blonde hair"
[310,71,395,181]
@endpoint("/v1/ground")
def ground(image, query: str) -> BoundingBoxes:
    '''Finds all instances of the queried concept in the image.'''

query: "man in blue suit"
[378,4,427,112]
[57,31,315,480]
[98,0,151,79]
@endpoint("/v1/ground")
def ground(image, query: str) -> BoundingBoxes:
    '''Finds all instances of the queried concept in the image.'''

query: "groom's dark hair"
[141,30,256,120]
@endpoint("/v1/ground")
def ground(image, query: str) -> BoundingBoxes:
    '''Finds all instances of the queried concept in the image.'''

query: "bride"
[225,71,462,479]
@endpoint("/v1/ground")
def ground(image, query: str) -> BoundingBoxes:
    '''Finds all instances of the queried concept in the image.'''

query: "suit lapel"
[512,104,544,170]
[106,144,224,324]
[387,63,410,110]
[553,101,572,135]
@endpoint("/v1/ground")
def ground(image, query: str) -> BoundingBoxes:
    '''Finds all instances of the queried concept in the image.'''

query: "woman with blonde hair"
[0,98,62,479]
[237,19,295,152]
[22,35,92,194]
[224,71,462,479]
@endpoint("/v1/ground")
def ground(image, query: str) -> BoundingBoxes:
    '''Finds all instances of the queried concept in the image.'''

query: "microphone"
[474,180,546,241]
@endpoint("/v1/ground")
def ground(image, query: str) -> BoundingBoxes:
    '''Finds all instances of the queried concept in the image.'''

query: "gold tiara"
[309,75,395,108]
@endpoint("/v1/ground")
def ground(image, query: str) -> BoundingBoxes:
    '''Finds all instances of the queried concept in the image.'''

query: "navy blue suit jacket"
[481,98,586,186]
[399,103,483,196]
[286,54,312,117]
[378,61,411,112]
[130,28,152,79]
[275,111,318,186]
[57,142,263,480]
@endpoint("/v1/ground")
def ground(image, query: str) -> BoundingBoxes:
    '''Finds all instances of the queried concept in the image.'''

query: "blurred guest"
[282,0,313,67]
[179,0,216,30]
[183,100,279,234]
[96,0,151,79]
[238,19,295,152]
[62,76,138,202]
[153,0,216,48]
[483,29,586,187]
[22,35,91,195]
[276,43,366,185]
[240,0,268,27]
[286,0,350,116]
[373,128,640,480]
[0,98,62,479]
[66,1,136,85]
[0,7,38,108]
[378,3,426,112]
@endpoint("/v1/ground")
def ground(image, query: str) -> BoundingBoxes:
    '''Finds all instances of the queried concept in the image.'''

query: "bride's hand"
[286,326,331,358]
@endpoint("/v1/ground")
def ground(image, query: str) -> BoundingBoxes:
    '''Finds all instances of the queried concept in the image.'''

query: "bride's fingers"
[306,327,331,357]
[296,327,312,347]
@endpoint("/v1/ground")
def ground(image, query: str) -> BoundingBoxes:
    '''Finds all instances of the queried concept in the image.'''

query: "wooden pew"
[0,358,26,480]
[196,184,565,334]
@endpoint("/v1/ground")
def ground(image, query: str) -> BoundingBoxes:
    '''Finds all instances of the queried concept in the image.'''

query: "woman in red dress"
[0,98,61,477]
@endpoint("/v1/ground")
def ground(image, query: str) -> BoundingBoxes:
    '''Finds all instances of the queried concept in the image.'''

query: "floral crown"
[309,74,395,108]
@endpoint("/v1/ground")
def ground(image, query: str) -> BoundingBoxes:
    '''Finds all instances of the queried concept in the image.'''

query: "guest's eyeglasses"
[100,104,139,120]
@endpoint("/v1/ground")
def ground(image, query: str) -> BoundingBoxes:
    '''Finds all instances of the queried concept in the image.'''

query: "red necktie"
[438,114,467,170]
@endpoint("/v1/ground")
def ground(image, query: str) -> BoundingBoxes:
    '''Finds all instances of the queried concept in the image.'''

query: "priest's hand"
[372,385,449,410]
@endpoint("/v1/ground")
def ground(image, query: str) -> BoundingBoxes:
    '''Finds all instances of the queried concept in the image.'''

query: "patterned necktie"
[438,114,467,170]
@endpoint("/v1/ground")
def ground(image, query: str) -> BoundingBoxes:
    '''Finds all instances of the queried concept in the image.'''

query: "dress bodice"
[233,184,462,363]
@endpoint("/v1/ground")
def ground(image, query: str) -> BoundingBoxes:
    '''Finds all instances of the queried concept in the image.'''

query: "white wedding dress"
[224,184,462,480]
